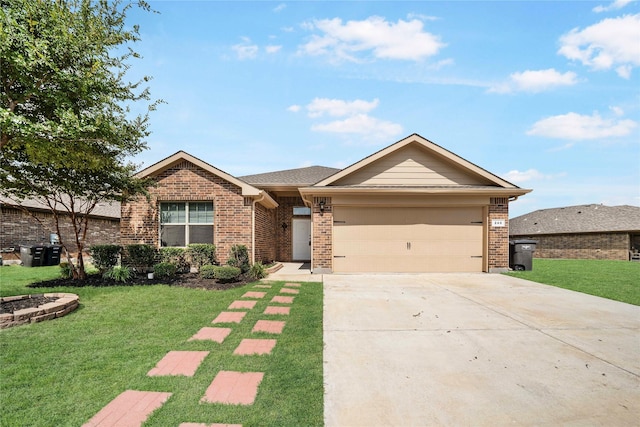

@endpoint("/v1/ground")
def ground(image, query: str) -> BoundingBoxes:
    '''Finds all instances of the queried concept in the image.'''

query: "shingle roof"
[510,204,640,235]
[240,166,340,186]
[0,196,121,219]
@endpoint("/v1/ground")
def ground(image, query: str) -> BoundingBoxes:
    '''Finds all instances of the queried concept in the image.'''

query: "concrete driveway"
[323,273,640,426]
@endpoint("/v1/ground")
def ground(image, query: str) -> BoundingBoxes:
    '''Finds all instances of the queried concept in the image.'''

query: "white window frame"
[159,201,214,247]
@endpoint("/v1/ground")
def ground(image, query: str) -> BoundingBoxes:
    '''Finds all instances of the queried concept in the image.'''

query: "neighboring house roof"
[0,196,121,219]
[136,151,278,208]
[240,166,340,186]
[510,204,640,235]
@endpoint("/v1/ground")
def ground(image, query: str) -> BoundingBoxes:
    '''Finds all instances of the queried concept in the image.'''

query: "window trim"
[159,201,214,247]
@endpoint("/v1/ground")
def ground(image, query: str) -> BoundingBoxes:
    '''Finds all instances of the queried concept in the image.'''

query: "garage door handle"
[471,255,483,258]
[407,242,411,250]
[334,255,346,258]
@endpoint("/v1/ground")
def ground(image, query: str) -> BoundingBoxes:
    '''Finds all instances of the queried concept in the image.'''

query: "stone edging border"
[265,263,283,274]
[0,293,79,329]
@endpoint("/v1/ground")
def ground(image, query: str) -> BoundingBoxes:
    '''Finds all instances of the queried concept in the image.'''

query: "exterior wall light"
[319,200,325,213]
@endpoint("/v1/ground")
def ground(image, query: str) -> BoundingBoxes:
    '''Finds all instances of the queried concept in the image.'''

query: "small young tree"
[0,0,159,278]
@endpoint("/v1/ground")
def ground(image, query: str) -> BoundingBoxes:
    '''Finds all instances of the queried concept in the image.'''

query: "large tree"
[0,0,158,278]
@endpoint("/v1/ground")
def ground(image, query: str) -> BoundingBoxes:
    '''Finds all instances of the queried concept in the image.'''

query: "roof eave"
[299,186,532,197]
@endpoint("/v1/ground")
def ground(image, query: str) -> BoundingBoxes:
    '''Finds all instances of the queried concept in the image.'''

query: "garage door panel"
[333,206,484,273]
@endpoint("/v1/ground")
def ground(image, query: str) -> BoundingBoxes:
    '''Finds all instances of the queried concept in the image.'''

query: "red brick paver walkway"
[264,306,290,315]
[147,351,209,377]
[212,311,246,324]
[188,327,232,343]
[201,371,264,405]
[241,291,266,299]
[82,390,172,427]
[179,424,242,427]
[270,295,294,304]
[284,283,301,287]
[253,284,271,289]
[228,300,256,310]
[233,339,277,355]
[280,288,299,294]
[252,320,286,334]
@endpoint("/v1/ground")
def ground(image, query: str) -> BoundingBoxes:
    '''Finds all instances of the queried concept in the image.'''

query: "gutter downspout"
[251,192,267,265]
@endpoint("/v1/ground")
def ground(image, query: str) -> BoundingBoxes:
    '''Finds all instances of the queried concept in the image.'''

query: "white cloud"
[232,37,259,59]
[558,14,640,78]
[287,104,301,113]
[489,69,579,94]
[503,169,566,184]
[311,114,403,139]
[593,0,633,13]
[299,16,445,62]
[273,3,286,13]
[306,98,379,118]
[265,45,282,54]
[610,105,625,116]
[527,111,637,140]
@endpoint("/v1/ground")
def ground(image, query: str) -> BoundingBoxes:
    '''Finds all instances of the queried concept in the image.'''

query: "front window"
[160,202,213,247]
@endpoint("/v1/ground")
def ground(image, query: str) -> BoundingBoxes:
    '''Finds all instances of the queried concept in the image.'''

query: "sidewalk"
[264,262,322,283]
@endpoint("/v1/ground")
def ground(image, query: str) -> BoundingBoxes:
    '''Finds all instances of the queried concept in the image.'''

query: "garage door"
[333,207,484,273]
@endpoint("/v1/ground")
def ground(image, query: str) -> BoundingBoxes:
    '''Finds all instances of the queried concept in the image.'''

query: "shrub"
[125,244,157,273]
[187,244,216,270]
[103,265,132,283]
[59,262,73,279]
[89,244,121,273]
[213,265,241,283]
[158,247,190,273]
[227,244,249,273]
[153,262,177,279]
[249,262,267,280]
[199,264,217,279]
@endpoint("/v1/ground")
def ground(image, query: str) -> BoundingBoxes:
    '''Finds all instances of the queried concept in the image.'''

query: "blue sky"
[126,1,640,217]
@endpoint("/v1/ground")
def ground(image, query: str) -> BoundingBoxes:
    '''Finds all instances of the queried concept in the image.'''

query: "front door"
[292,218,311,260]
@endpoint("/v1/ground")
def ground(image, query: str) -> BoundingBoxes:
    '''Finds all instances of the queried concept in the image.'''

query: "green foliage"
[124,244,157,272]
[59,262,73,279]
[89,245,121,273]
[0,0,159,279]
[103,266,132,283]
[152,262,176,279]
[227,244,250,273]
[158,247,190,273]
[187,243,216,270]
[213,265,242,283]
[199,264,217,280]
[249,261,267,280]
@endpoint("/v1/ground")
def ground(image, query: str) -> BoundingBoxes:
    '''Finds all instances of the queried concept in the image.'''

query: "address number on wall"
[491,219,506,227]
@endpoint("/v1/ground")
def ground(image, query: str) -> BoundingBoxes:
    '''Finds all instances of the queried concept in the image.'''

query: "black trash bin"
[20,245,46,267]
[44,244,62,266]
[509,239,537,271]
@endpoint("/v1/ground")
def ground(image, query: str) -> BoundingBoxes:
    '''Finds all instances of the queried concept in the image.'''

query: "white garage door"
[332,207,484,273]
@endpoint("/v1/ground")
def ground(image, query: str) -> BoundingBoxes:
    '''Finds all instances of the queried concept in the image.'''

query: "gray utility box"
[20,245,46,267]
[509,239,537,271]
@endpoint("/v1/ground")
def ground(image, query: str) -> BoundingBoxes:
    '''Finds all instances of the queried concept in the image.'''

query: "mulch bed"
[27,272,255,291]
[0,296,59,315]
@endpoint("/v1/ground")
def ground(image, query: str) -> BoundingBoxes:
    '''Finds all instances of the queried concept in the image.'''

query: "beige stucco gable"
[316,133,521,189]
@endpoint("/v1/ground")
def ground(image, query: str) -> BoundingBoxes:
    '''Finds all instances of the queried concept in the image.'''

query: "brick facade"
[0,206,119,255]
[273,196,310,262]
[511,232,631,261]
[312,197,332,271]
[254,202,276,263]
[120,160,253,264]
[488,197,510,272]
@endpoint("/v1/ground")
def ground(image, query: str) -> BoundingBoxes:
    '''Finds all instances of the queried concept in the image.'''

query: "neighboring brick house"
[510,204,640,261]
[121,133,530,272]
[0,196,120,261]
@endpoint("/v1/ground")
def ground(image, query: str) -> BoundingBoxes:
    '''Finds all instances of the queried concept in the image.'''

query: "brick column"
[488,197,509,272]
[312,197,332,273]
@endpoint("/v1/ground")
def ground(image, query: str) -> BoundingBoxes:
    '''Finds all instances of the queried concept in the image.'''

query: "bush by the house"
[158,247,190,273]
[187,243,216,270]
[59,262,73,279]
[227,244,249,273]
[89,244,122,273]
[249,261,267,280]
[125,244,157,273]
[213,265,241,283]
[153,262,177,279]
[103,265,132,283]
[199,265,217,280]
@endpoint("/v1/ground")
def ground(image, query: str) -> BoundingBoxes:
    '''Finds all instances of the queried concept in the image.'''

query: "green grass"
[505,259,640,306]
[0,265,323,426]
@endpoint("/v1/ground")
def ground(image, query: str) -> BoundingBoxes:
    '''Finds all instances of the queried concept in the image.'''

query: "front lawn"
[505,259,640,306]
[0,265,323,426]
